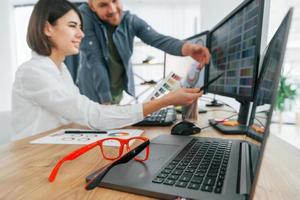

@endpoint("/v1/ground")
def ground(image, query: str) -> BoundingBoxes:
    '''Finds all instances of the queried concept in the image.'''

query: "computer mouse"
[171,121,201,136]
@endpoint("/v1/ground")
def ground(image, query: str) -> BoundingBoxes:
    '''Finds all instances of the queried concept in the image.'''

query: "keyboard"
[152,138,232,193]
[134,107,177,126]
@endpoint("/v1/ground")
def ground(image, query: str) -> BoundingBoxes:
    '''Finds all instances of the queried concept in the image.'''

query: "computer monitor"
[207,0,265,134]
[164,31,209,90]
[247,8,293,143]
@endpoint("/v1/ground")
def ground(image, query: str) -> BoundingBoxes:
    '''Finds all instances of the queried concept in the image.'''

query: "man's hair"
[27,0,83,56]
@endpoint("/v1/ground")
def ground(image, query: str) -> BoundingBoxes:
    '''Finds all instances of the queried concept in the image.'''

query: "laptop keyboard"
[152,138,232,194]
[134,107,176,126]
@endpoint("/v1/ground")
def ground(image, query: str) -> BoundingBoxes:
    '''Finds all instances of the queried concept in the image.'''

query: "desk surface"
[1,111,300,200]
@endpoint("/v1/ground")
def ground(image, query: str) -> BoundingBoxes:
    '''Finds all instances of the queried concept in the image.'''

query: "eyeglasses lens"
[128,138,148,161]
[102,139,122,159]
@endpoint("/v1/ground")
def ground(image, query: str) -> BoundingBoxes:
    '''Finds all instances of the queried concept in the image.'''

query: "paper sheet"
[30,129,144,146]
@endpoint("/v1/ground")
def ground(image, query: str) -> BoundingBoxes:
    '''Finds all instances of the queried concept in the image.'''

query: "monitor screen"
[164,31,208,89]
[207,0,264,101]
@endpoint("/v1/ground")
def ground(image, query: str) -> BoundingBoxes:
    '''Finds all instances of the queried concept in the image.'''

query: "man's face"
[89,0,123,26]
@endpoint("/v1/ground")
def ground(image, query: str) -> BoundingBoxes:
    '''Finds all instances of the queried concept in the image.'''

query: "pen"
[64,130,107,134]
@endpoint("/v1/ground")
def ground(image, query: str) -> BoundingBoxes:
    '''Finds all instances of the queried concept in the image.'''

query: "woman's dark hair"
[27,0,83,56]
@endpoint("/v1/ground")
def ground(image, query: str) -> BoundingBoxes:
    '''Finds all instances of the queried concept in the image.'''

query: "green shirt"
[105,23,124,104]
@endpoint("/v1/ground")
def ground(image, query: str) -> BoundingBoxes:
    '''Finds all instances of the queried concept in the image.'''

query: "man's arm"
[132,14,210,68]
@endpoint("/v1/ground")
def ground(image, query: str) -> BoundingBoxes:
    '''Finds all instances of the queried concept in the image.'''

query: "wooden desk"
[0,115,300,200]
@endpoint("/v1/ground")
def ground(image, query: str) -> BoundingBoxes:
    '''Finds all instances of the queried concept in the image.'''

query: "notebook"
[86,8,293,200]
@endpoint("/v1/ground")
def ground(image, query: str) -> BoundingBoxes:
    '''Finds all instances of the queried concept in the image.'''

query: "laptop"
[86,9,293,200]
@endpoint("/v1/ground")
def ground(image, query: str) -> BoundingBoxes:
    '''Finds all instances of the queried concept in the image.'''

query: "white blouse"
[11,52,143,140]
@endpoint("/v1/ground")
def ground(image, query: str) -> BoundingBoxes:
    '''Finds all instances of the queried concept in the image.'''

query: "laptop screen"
[246,8,293,198]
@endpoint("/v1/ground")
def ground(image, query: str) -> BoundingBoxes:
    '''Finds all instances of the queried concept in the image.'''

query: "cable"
[252,117,266,128]
[207,109,237,114]
[198,113,239,131]
[200,96,237,113]
[199,96,215,102]
[250,110,268,128]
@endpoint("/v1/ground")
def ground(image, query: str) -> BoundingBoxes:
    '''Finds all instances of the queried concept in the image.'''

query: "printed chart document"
[30,129,144,146]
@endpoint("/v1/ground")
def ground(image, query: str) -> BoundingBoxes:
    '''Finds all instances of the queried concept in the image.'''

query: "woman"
[11,0,203,140]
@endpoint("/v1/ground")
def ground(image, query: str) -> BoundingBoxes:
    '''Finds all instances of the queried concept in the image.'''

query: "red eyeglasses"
[48,136,150,185]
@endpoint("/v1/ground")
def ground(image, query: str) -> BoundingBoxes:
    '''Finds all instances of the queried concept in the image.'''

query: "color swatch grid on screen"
[209,0,261,97]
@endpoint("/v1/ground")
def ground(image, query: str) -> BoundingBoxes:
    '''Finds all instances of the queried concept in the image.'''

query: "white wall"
[124,1,201,39]
[0,1,14,112]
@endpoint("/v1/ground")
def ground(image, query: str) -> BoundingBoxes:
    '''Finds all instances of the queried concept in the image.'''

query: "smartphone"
[199,72,224,92]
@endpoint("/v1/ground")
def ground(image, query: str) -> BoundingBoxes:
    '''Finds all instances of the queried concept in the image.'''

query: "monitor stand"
[206,95,223,107]
[209,101,249,134]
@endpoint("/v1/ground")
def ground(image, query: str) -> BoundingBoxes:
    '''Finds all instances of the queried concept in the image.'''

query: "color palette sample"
[146,72,181,101]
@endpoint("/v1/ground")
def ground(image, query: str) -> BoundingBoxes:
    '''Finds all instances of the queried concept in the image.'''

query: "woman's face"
[45,10,84,57]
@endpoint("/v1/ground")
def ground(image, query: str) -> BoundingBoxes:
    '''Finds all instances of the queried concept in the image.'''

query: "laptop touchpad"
[100,143,180,185]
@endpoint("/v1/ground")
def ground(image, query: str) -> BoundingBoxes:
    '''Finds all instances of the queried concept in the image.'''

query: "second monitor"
[207,0,265,134]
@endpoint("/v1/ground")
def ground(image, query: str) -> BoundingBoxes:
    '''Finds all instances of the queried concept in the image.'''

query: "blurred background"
[0,0,299,144]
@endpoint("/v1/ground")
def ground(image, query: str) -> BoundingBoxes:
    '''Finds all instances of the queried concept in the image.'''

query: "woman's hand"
[142,88,203,117]
[162,88,203,106]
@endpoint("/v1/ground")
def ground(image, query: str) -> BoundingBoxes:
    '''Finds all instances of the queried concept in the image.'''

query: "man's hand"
[181,43,211,70]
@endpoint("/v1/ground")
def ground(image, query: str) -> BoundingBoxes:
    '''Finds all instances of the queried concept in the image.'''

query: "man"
[66,0,210,104]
